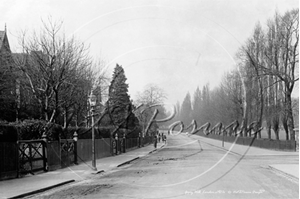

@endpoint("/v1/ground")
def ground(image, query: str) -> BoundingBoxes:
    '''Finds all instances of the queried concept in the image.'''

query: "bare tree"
[135,84,167,105]
[135,84,167,132]
[235,9,298,140]
[261,10,298,140]
[14,17,99,125]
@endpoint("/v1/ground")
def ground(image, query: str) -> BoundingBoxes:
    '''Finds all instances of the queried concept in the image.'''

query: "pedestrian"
[164,135,167,144]
[154,134,158,148]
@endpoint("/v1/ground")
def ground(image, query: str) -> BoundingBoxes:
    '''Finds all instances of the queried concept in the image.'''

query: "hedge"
[0,120,62,142]
[64,125,142,139]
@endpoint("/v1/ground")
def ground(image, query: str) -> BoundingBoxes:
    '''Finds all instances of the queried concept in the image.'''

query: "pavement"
[0,142,165,199]
[189,134,299,180]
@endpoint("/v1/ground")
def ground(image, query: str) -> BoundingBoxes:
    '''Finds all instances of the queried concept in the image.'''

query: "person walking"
[154,134,158,148]
[158,133,161,143]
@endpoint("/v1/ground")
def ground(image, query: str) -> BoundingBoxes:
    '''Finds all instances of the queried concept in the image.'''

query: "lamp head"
[88,91,97,107]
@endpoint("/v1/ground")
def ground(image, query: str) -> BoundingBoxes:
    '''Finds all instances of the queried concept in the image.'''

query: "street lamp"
[88,90,97,171]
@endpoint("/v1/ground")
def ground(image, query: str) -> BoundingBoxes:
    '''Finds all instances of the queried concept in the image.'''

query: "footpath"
[189,134,299,181]
[0,142,165,199]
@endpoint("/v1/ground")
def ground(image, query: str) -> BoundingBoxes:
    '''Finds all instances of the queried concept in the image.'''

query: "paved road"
[31,132,299,199]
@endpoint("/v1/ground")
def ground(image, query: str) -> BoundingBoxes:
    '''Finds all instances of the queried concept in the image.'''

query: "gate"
[60,139,75,167]
[18,140,47,176]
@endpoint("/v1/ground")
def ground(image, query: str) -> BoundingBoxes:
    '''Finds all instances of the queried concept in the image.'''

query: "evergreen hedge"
[0,120,62,141]
[65,125,142,139]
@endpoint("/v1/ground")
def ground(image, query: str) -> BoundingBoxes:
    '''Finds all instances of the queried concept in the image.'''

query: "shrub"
[65,125,142,139]
[9,120,62,141]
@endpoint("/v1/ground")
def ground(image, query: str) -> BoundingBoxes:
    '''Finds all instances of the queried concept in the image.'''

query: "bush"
[65,125,142,139]
[9,120,62,141]
[65,127,111,139]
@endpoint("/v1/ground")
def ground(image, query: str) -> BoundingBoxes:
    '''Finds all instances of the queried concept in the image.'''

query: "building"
[0,26,13,70]
[0,26,17,122]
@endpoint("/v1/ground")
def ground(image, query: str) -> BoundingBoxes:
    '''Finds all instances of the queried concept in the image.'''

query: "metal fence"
[196,133,296,151]
[76,138,111,163]
[0,135,153,180]
[0,142,18,180]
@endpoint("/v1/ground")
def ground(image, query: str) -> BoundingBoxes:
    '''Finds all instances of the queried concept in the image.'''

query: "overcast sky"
[1,0,298,106]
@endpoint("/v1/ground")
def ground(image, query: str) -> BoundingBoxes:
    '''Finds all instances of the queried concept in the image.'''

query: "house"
[0,26,17,122]
[0,26,12,67]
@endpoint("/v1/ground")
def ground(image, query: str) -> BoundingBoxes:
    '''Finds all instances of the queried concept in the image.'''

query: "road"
[31,132,299,199]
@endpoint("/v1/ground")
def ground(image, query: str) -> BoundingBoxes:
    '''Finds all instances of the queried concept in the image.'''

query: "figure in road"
[154,133,158,148]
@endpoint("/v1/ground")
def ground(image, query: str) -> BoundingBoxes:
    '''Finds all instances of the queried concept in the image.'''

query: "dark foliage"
[0,123,18,142]
[65,125,142,139]
[0,120,63,141]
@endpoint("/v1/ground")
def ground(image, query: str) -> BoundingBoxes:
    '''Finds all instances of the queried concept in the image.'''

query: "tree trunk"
[274,128,279,140]
[257,129,262,139]
[240,88,249,137]
[272,117,280,140]
[267,123,272,139]
[257,76,264,139]
[237,65,248,137]
[285,130,289,141]
[44,97,49,121]
[64,109,67,128]
[282,114,289,140]
[286,89,295,140]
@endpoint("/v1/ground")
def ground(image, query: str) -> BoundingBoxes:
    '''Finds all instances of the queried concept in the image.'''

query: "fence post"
[16,141,20,178]
[73,131,78,165]
[110,136,113,155]
[222,129,225,147]
[42,134,48,172]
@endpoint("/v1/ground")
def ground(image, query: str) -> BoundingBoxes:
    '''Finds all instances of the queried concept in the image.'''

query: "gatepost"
[111,135,117,156]
[73,131,78,165]
[138,133,141,148]
[115,134,118,155]
[123,134,126,153]
[41,133,48,172]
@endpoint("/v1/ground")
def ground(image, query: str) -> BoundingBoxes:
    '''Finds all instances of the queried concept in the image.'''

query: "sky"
[0,0,298,107]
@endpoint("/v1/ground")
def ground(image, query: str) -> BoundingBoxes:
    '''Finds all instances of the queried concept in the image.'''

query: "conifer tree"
[192,87,202,124]
[180,92,192,126]
[107,64,136,128]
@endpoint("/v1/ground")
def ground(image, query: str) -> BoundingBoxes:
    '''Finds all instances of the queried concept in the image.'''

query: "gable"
[0,30,13,67]
[0,31,11,54]
[0,31,5,49]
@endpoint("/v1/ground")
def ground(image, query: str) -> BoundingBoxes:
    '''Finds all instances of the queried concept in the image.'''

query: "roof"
[0,30,11,54]
[0,31,5,49]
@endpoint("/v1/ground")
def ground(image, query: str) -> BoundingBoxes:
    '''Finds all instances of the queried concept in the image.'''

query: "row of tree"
[175,9,298,140]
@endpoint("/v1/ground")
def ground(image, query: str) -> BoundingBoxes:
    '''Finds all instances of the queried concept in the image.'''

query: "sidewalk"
[189,134,299,180]
[268,164,299,180]
[0,142,165,199]
[190,134,298,156]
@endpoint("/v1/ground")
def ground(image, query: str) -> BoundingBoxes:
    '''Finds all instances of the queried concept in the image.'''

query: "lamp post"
[88,90,97,171]
[294,128,299,151]
[73,131,78,165]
